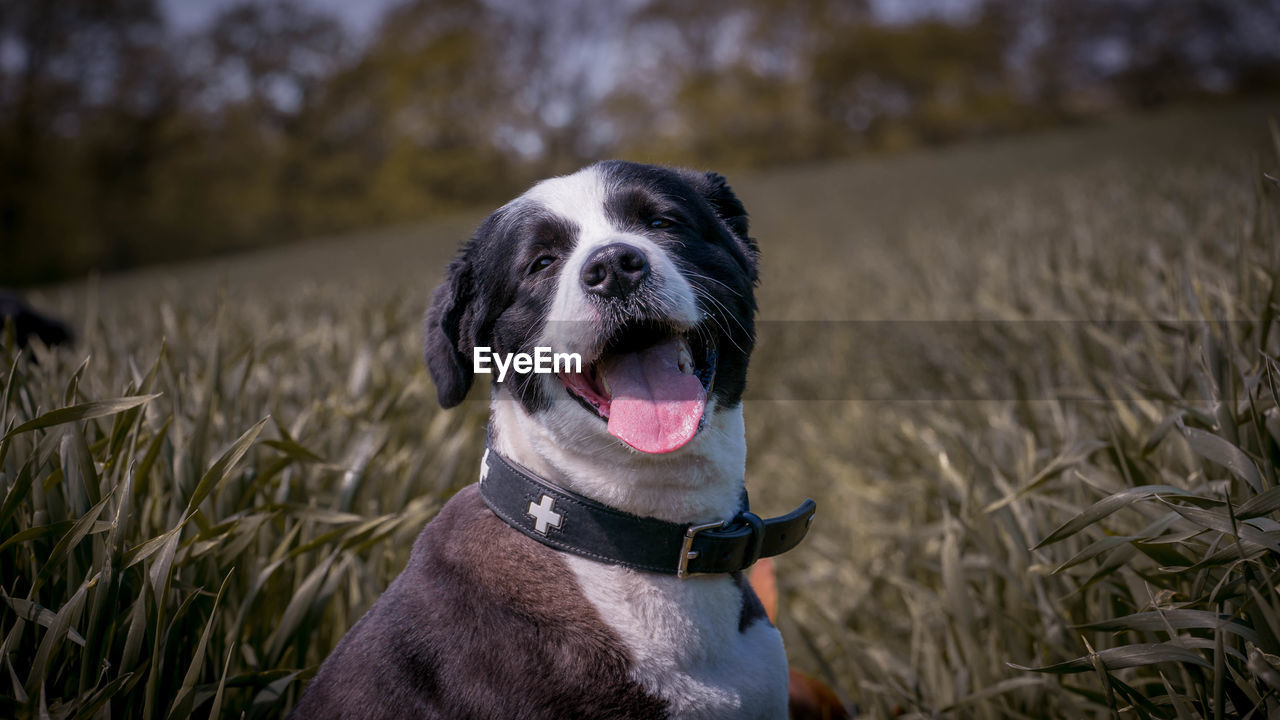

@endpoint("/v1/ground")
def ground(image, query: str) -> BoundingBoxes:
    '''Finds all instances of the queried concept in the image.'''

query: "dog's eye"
[528,255,556,275]
[648,218,673,229]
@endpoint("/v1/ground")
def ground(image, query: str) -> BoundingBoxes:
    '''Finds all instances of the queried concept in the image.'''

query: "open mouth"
[559,322,717,454]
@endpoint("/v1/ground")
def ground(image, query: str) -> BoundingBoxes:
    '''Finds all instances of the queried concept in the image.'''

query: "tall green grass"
[770,119,1280,718]
[2,106,1279,718]
[1,286,489,718]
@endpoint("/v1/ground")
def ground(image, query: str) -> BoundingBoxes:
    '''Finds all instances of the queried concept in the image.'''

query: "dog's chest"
[566,556,789,720]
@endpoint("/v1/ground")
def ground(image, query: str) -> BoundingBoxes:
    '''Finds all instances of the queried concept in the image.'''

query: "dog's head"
[424,161,758,455]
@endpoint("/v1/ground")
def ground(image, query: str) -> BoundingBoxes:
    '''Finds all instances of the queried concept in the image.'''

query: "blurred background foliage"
[2,0,1279,285]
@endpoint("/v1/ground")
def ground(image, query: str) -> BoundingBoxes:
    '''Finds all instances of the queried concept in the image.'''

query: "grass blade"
[165,571,233,720]
[184,416,268,516]
[1010,643,1212,674]
[3,394,162,440]
[1179,423,1264,493]
[1076,610,1261,645]
[1034,486,1200,549]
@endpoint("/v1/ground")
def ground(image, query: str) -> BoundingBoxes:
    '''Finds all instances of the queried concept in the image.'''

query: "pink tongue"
[603,338,707,454]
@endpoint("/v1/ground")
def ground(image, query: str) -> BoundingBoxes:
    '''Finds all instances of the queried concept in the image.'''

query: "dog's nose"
[581,243,651,298]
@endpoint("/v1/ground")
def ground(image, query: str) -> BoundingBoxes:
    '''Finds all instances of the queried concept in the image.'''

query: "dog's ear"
[424,245,482,408]
[685,170,759,282]
[697,171,752,246]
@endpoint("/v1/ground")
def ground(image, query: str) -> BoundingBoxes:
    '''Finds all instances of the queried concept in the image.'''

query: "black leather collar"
[477,442,816,577]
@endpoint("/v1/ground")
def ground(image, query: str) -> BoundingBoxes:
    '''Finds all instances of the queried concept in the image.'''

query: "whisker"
[689,286,751,353]
[680,268,745,300]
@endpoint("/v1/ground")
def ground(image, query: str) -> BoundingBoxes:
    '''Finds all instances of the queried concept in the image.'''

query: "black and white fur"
[293,161,783,719]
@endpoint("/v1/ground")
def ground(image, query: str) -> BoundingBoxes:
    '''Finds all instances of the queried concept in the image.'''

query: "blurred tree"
[2,0,1278,284]
[0,0,174,282]
[491,0,624,175]
[1009,0,1280,114]
[609,0,864,166]
[207,0,347,130]
[294,0,520,229]
[811,5,1025,151]
[198,0,349,245]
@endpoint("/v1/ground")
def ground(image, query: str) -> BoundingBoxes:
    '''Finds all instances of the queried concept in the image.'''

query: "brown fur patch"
[292,485,666,719]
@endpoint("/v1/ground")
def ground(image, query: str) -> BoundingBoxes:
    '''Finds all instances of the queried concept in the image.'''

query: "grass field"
[4,100,1280,719]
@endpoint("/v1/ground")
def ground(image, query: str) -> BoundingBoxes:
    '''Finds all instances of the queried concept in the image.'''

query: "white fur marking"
[565,559,788,720]
[530,166,699,360]
[490,393,745,523]
[489,400,787,719]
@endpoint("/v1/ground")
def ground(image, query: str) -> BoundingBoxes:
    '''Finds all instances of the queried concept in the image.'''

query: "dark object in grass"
[0,290,73,350]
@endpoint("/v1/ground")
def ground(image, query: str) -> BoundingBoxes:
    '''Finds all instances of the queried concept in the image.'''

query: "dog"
[292,161,815,719]
[0,290,72,350]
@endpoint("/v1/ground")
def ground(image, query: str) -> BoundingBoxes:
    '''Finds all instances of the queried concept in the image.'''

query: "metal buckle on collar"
[677,520,727,578]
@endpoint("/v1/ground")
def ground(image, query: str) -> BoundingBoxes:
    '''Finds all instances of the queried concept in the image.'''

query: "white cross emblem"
[479,448,490,483]
[527,494,563,535]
